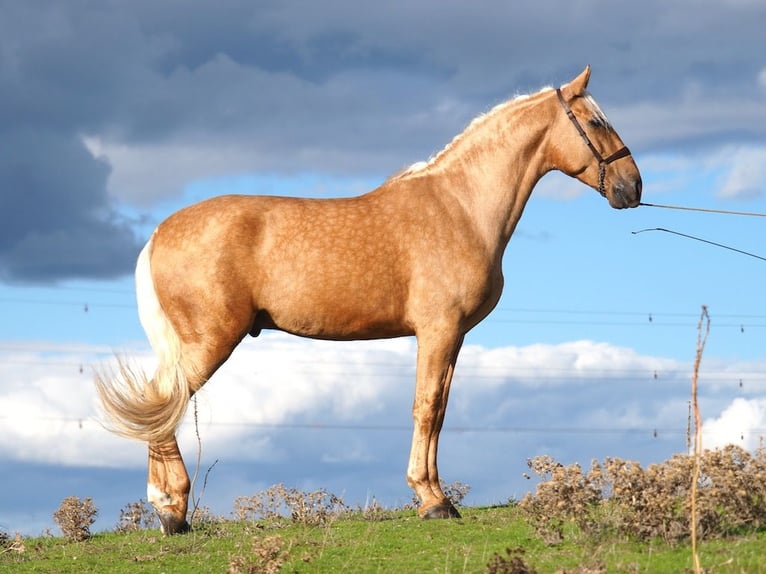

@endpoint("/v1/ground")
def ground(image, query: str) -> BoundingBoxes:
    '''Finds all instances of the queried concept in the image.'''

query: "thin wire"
[3,413,764,437]
[640,202,766,217]
[4,301,766,326]
[632,228,766,262]
[0,298,134,308]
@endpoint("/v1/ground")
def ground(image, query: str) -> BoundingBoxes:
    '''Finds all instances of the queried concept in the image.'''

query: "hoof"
[421,503,461,520]
[158,512,190,535]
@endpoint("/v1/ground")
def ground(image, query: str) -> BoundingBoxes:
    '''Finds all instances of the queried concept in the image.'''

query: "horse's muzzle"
[158,512,190,535]
[609,175,642,209]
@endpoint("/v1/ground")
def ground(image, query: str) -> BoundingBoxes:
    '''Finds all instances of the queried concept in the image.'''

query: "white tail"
[95,235,192,443]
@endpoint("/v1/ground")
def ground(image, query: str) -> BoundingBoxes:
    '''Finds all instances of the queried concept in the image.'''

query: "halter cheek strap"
[555,88,631,197]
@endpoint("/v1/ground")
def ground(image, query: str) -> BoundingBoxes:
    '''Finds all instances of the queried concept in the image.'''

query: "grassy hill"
[3,505,765,573]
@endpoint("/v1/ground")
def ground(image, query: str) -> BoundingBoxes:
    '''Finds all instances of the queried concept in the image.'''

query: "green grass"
[3,506,766,573]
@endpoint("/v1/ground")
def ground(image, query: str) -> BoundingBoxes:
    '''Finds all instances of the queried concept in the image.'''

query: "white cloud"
[0,335,419,468]
[626,145,766,203]
[535,171,588,201]
[456,339,671,390]
[82,135,263,207]
[714,146,766,200]
[2,335,763,490]
[612,94,765,153]
[758,68,766,91]
[703,397,766,451]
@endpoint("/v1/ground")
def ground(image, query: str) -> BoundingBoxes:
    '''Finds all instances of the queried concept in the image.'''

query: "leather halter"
[555,88,632,197]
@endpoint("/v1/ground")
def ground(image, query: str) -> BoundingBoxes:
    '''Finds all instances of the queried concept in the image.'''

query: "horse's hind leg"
[144,338,245,534]
[132,231,255,534]
[147,438,190,534]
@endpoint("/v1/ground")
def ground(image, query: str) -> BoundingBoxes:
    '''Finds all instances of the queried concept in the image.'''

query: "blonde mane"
[389,87,554,181]
[389,84,616,183]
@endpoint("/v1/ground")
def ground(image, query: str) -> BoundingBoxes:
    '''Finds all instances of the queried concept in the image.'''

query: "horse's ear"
[561,65,591,98]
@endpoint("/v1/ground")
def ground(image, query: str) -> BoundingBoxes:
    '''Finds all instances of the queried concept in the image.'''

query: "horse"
[96,66,641,534]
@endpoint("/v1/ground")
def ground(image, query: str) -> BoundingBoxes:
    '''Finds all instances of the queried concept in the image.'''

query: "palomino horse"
[96,66,641,534]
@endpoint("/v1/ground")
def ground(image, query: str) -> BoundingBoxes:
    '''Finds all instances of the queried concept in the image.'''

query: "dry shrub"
[0,531,25,554]
[603,454,693,541]
[53,496,98,542]
[518,456,604,544]
[356,496,398,521]
[115,499,158,532]
[190,504,224,526]
[696,445,766,536]
[443,479,472,507]
[228,535,287,574]
[410,478,472,510]
[233,484,347,526]
[485,547,607,574]
[519,445,766,543]
[485,547,538,574]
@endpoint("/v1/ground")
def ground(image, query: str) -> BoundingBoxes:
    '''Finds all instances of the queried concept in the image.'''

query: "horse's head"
[553,66,642,209]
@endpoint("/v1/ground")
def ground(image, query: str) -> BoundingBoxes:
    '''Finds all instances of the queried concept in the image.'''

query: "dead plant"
[233,484,347,526]
[519,446,766,544]
[228,534,288,574]
[115,499,158,532]
[485,547,538,574]
[53,496,98,542]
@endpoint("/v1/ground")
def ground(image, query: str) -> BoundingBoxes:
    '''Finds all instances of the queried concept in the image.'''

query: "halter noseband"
[555,88,632,198]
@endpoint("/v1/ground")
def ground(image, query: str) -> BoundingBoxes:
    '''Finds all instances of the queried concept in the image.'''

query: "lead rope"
[639,202,766,217]
[632,228,766,262]
[634,203,766,262]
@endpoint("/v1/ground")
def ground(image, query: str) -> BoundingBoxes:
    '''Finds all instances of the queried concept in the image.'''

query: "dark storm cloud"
[1,0,764,281]
[0,129,141,282]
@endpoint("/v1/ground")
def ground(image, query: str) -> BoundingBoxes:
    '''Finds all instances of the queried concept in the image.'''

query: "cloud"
[0,334,747,470]
[0,131,142,283]
[715,146,766,200]
[82,135,262,208]
[703,398,766,451]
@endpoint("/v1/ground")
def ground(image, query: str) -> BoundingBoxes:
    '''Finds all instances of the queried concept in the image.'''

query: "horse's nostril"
[635,177,643,198]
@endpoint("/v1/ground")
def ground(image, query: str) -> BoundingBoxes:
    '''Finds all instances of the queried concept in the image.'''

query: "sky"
[1,0,766,536]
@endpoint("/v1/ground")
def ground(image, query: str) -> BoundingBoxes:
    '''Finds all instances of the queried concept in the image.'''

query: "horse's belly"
[253,271,411,340]
[258,298,411,341]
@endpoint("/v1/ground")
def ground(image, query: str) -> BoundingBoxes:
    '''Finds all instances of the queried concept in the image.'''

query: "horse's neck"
[434,95,554,253]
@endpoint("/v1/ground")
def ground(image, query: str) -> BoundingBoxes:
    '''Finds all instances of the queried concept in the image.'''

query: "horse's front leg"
[147,438,190,534]
[407,330,464,519]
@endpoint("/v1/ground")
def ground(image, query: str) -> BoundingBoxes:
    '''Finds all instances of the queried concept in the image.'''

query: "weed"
[410,478,472,509]
[228,535,288,574]
[0,530,25,555]
[52,496,98,542]
[115,499,158,532]
[442,478,472,507]
[354,496,400,521]
[485,547,538,574]
[233,484,347,526]
[519,446,766,544]
[517,457,603,543]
